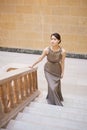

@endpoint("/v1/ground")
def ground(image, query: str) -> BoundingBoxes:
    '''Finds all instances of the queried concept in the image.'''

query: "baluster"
[28,73,33,94]
[22,76,26,98]
[7,81,15,108]
[1,84,10,112]
[24,74,30,97]
[35,70,38,89]
[17,78,22,101]
[0,86,4,119]
[34,71,37,90]
[19,77,25,100]
[30,72,34,93]
[23,76,27,97]
[12,80,17,104]
[32,71,36,91]
[27,73,31,94]
[27,73,30,96]
[22,75,27,98]
[14,79,20,104]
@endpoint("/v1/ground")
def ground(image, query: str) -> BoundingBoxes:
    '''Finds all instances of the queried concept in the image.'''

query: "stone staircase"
[0,58,87,130]
[0,91,87,130]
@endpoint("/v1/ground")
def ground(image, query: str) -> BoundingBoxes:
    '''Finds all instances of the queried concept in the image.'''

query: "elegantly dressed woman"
[30,33,66,106]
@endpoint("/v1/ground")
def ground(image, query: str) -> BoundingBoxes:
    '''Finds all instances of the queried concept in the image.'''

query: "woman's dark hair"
[51,33,61,44]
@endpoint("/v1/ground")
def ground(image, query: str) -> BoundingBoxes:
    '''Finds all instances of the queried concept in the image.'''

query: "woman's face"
[50,35,59,46]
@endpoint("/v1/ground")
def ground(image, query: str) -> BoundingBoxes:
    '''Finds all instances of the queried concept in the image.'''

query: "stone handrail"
[0,67,40,128]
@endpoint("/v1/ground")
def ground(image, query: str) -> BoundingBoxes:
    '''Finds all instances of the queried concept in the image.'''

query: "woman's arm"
[60,49,66,78]
[30,48,48,68]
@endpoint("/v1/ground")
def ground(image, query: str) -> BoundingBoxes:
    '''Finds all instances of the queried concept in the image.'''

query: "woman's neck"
[51,45,61,52]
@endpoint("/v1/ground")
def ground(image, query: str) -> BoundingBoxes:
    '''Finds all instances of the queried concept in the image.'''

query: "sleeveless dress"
[44,47,63,106]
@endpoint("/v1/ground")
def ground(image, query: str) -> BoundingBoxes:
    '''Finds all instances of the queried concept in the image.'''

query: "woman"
[30,33,66,106]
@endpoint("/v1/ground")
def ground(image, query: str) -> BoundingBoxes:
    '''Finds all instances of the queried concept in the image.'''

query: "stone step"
[34,97,87,110]
[27,102,87,115]
[0,129,6,130]
[64,95,87,104]
[63,96,87,109]
[6,119,67,130]
[15,112,87,130]
[34,93,87,109]
[23,106,87,122]
[37,91,87,105]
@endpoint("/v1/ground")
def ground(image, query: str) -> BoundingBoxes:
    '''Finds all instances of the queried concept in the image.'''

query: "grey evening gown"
[44,47,64,106]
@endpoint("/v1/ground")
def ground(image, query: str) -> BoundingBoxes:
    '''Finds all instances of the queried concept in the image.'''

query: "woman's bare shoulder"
[44,46,49,54]
[61,48,66,55]
[61,47,65,52]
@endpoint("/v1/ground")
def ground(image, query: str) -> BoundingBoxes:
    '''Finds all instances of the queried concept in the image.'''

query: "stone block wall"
[0,0,87,54]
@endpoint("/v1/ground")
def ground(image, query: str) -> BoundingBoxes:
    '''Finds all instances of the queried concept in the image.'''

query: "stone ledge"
[0,47,87,59]
[66,53,87,59]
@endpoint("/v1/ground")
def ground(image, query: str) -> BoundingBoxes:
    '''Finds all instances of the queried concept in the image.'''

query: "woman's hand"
[29,66,34,68]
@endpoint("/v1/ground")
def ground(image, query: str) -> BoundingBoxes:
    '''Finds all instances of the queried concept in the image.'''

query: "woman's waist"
[44,61,61,76]
[47,61,60,64]
[45,61,61,69]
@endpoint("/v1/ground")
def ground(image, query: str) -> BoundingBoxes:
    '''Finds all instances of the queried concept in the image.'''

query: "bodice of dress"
[47,47,62,63]
[44,47,62,77]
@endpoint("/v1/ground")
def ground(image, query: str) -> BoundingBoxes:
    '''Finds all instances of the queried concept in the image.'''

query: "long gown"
[44,47,64,106]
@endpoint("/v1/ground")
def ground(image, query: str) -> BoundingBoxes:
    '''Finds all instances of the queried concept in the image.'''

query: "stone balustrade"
[0,67,40,128]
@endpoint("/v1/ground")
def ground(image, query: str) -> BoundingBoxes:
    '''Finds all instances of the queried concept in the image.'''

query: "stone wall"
[0,0,87,54]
